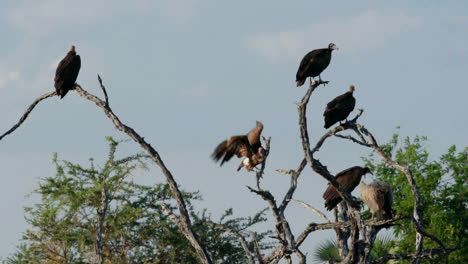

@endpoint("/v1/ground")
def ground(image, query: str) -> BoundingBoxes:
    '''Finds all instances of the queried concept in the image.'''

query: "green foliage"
[5,138,273,264]
[312,239,341,263]
[363,134,467,264]
[311,235,397,263]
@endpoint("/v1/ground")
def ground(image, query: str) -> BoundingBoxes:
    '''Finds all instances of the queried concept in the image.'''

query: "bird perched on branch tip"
[323,85,356,129]
[296,43,338,87]
[54,45,81,99]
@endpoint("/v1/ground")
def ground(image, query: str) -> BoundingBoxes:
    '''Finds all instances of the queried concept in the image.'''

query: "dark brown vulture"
[211,121,266,172]
[323,166,371,211]
[323,85,356,129]
[360,181,393,220]
[54,45,81,99]
[296,43,338,87]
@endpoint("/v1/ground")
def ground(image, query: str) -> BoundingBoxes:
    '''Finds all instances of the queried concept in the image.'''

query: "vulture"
[296,43,338,87]
[323,85,356,129]
[360,181,393,220]
[211,121,266,172]
[323,166,372,211]
[54,45,81,99]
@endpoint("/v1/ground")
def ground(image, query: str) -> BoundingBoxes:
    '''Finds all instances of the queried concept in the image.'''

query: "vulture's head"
[349,85,355,93]
[70,45,76,52]
[258,147,266,159]
[363,167,373,176]
[328,43,339,51]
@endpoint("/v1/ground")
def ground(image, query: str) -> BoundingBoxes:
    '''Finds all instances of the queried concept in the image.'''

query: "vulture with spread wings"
[296,43,338,87]
[323,166,371,210]
[323,85,356,129]
[211,121,266,172]
[55,45,81,99]
[360,181,393,220]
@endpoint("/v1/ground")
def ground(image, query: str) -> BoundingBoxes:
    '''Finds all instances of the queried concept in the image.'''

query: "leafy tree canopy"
[363,133,467,264]
[5,138,273,264]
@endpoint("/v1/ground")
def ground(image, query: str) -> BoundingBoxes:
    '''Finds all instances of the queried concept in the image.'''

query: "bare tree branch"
[253,232,265,264]
[288,198,330,222]
[73,83,212,264]
[295,215,409,248]
[97,75,109,106]
[0,91,56,141]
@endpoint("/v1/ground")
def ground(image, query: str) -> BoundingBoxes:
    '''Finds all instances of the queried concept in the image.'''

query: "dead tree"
[0,78,459,264]
[241,80,458,263]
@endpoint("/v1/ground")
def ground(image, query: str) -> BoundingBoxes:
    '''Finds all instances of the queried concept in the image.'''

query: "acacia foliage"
[5,138,272,264]
[363,134,467,264]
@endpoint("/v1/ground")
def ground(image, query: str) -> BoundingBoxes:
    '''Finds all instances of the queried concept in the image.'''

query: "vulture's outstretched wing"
[211,136,252,166]
[247,121,263,151]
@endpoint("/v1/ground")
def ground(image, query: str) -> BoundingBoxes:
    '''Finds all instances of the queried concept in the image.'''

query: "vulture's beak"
[334,46,339,51]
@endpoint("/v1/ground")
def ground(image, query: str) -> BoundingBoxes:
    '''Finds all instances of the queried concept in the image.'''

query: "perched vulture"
[360,181,393,220]
[323,166,372,211]
[296,43,338,87]
[323,85,356,129]
[55,45,81,99]
[211,121,266,172]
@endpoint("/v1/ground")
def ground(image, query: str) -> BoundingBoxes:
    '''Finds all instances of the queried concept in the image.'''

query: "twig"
[288,198,330,222]
[159,203,180,225]
[253,232,265,264]
[0,91,56,141]
[334,134,371,147]
[97,75,109,106]
[256,137,271,189]
[278,158,307,215]
[295,214,409,249]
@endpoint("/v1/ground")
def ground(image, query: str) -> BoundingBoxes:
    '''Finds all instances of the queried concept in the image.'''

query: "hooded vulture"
[323,166,371,211]
[211,121,266,172]
[55,45,81,99]
[323,85,356,129]
[360,181,393,220]
[296,43,338,87]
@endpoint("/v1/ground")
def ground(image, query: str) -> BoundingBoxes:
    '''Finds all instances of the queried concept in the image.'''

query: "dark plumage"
[55,45,81,99]
[296,43,338,87]
[323,85,356,129]
[360,181,393,220]
[211,121,266,172]
[323,166,372,211]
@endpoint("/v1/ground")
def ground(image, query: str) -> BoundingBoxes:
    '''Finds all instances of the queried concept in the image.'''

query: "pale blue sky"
[0,0,467,260]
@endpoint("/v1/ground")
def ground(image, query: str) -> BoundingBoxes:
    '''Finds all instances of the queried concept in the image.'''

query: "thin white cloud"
[0,70,20,89]
[245,10,422,62]
[179,84,209,97]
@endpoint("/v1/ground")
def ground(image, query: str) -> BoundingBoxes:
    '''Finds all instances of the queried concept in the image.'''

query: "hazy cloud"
[179,84,209,97]
[4,0,199,34]
[0,70,20,89]
[245,10,422,62]
[160,0,200,24]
